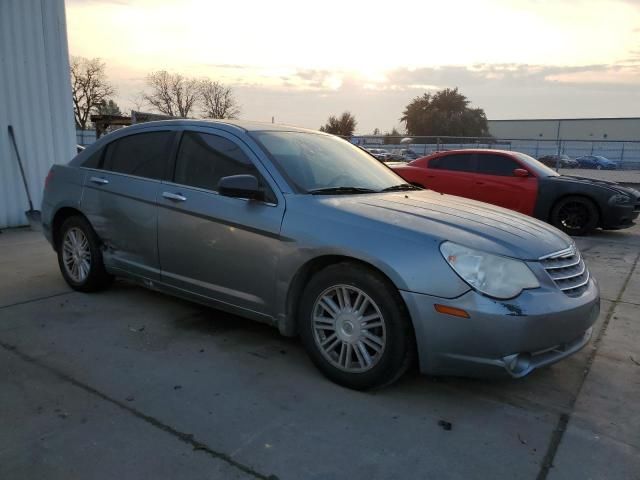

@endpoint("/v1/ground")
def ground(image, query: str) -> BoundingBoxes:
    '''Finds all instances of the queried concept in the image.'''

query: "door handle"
[90,176,109,185]
[476,181,485,185]
[162,191,187,202]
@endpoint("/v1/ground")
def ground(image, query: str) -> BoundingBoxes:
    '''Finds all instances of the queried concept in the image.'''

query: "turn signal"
[434,304,470,318]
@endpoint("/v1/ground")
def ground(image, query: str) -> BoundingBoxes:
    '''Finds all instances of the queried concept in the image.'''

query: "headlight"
[609,193,632,205]
[440,242,540,299]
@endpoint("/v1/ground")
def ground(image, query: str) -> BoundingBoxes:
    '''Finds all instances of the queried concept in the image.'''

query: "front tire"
[57,216,112,292]
[550,196,599,236]
[299,262,415,390]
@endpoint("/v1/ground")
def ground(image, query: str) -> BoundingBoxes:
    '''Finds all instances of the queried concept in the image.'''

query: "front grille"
[540,246,590,297]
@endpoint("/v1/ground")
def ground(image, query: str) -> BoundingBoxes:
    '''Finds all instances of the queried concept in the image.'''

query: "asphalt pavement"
[1,226,639,479]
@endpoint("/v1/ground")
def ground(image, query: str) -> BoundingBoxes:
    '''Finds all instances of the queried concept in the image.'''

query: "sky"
[65,0,640,134]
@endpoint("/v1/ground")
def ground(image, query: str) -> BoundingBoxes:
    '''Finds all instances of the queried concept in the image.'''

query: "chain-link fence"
[351,136,640,170]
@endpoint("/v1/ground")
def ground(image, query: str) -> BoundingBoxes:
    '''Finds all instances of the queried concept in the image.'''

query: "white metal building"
[488,117,640,141]
[1,0,76,228]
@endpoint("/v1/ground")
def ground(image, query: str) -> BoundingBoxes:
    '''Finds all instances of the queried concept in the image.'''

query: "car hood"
[314,190,573,260]
[555,175,640,198]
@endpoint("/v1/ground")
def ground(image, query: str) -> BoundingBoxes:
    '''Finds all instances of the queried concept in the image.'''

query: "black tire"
[550,196,599,236]
[56,215,113,292]
[298,262,415,390]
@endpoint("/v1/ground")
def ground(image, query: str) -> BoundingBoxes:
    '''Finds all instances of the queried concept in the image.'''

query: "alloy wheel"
[62,227,91,283]
[312,285,387,373]
[557,202,589,231]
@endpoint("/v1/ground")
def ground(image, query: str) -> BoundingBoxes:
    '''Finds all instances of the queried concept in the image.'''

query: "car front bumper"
[601,202,640,229]
[400,278,600,378]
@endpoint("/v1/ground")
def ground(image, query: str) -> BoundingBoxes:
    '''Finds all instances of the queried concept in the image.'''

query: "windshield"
[513,152,559,177]
[251,131,406,193]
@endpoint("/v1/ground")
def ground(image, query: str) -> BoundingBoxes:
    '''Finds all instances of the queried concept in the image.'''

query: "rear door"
[157,129,285,316]
[81,130,175,280]
[473,153,537,215]
[423,153,476,197]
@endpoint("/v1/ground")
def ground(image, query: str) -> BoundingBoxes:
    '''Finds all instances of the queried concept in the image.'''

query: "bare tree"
[142,70,199,118]
[70,56,115,130]
[199,79,240,119]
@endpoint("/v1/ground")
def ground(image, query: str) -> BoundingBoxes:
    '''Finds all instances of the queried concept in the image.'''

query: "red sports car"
[391,149,640,235]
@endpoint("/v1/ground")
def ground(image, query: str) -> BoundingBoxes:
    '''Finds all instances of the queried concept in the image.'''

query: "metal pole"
[621,142,626,169]
[555,120,562,172]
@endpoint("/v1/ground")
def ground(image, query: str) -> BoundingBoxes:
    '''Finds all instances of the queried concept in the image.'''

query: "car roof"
[121,118,325,135]
[426,149,517,157]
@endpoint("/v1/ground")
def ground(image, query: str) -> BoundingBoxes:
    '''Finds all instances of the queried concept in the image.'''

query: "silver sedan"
[41,120,600,389]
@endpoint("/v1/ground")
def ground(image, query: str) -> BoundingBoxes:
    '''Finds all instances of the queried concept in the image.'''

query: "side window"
[82,147,104,169]
[476,154,520,176]
[103,131,174,180]
[175,131,276,202]
[429,153,474,172]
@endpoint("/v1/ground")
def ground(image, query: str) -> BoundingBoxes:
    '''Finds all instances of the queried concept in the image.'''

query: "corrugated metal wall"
[0,0,76,228]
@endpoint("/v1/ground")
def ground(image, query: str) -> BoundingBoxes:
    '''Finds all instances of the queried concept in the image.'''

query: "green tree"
[384,127,402,145]
[400,88,489,139]
[96,99,122,116]
[319,111,357,137]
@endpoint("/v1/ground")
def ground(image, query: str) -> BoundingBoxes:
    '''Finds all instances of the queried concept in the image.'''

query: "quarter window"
[476,154,520,176]
[102,131,173,180]
[429,153,474,172]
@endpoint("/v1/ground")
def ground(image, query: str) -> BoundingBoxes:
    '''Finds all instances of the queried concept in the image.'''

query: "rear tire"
[299,262,415,390]
[57,216,113,292]
[550,196,599,236]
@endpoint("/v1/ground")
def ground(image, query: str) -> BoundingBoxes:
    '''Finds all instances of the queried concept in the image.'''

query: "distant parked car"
[575,155,618,170]
[538,155,579,169]
[389,148,421,161]
[365,148,392,161]
[392,149,640,235]
[76,145,85,153]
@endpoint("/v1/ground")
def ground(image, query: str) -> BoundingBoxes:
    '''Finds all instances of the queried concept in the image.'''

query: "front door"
[157,129,285,316]
[472,153,538,215]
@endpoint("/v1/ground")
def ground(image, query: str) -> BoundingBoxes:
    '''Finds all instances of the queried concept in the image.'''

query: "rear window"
[102,131,174,180]
[429,153,474,172]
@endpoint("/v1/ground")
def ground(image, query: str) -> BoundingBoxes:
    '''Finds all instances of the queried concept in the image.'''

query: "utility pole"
[555,120,562,172]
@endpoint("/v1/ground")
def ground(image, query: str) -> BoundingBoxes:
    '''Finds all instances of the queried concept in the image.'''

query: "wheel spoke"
[361,336,383,354]
[357,341,372,367]
[313,316,335,330]
[324,336,341,353]
[356,298,370,316]
[361,313,380,323]
[352,292,364,312]
[319,297,340,318]
[320,333,339,348]
[341,287,351,309]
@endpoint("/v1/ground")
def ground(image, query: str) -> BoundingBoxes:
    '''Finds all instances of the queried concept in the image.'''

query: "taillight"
[44,169,54,189]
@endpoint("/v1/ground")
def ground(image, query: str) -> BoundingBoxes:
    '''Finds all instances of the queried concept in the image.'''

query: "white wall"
[0,0,76,228]
[488,118,640,141]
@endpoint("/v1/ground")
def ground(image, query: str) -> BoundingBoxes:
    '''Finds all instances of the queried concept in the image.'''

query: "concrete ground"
[1,226,639,480]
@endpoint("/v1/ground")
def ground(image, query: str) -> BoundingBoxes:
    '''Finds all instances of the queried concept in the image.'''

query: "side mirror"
[513,168,529,178]
[218,174,264,200]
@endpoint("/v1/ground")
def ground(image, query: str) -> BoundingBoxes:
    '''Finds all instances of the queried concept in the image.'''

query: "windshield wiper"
[381,183,423,192]
[308,186,378,195]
